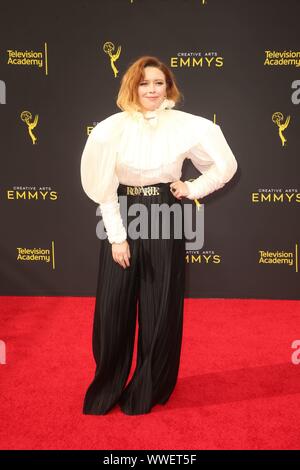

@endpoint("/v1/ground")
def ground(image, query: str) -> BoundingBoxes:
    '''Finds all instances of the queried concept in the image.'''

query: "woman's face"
[137,66,167,113]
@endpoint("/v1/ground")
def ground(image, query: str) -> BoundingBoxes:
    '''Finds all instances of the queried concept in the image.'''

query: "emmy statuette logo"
[20,110,39,145]
[272,112,290,147]
[103,42,121,77]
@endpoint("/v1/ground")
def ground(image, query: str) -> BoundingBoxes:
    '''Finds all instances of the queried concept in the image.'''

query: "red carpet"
[0,296,299,450]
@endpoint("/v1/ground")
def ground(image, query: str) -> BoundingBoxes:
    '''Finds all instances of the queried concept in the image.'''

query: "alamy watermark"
[0,80,6,104]
[291,339,300,365]
[96,196,204,251]
[291,79,300,104]
[0,340,6,364]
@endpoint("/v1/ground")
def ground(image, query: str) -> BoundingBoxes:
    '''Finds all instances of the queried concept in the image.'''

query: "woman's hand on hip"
[112,240,130,269]
[170,180,189,199]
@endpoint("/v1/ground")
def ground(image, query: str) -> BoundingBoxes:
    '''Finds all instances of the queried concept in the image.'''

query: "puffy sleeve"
[183,121,238,200]
[80,116,127,244]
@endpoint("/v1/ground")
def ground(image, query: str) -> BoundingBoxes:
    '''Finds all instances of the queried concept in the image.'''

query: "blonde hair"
[116,56,183,112]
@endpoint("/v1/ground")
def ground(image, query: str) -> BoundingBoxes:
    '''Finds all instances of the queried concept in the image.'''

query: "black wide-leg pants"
[82,182,186,415]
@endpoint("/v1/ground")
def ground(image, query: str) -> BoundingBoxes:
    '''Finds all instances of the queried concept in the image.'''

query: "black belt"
[118,182,173,197]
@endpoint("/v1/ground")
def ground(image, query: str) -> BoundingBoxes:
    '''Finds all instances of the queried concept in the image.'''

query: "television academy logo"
[6,43,49,75]
[16,241,56,269]
[264,50,300,67]
[258,244,299,272]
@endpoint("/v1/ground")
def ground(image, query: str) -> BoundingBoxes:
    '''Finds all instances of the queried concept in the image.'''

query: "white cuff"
[100,200,127,244]
[184,180,200,200]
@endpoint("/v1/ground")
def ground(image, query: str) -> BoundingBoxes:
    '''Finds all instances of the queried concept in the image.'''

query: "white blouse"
[80,98,238,244]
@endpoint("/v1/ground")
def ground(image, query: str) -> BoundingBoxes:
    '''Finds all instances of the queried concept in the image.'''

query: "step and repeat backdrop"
[0,0,299,299]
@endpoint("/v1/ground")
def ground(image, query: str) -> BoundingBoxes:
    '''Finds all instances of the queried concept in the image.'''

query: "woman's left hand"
[170,180,189,199]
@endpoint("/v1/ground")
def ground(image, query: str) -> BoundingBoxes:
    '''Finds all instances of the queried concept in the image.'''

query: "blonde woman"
[80,55,237,415]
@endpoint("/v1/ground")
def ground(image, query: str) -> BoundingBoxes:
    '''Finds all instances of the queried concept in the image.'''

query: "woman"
[80,55,237,415]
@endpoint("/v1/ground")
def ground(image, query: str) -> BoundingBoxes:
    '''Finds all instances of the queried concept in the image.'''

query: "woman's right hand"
[111,240,131,269]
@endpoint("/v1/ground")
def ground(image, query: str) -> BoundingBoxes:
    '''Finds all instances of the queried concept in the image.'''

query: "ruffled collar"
[130,98,175,127]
